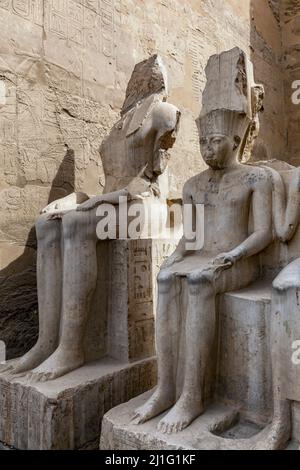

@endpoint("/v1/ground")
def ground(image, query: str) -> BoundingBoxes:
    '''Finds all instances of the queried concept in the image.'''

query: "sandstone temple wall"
[281,0,300,166]
[251,0,285,161]
[0,0,287,357]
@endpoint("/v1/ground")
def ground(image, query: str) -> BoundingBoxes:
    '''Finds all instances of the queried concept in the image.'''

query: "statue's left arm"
[238,170,273,256]
[214,169,273,265]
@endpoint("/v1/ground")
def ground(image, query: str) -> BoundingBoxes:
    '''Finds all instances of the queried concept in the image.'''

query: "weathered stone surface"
[0,357,156,450]
[106,239,178,363]
[283,0,300,21]
[216,282,272,425]
[0,0,286,357]
[0,237,175,449]
[1,0,300,453]
[100,393,300,450]
[100,44,300,451]
[100,285,300,450]
[250,0,284,162]
[127,46,273,441]
[0,54,181,383]
[268,0,280,23]
[280,0,300,166]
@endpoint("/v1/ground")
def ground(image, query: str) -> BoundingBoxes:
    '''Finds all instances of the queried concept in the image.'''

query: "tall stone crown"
[197,47,264,160]
[121,54,168,115]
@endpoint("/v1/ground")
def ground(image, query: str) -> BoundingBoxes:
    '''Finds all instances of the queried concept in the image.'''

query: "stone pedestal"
[100,282,300,450]
[100,391,299,450]
[0,238,177,449]
[0,357,156,450]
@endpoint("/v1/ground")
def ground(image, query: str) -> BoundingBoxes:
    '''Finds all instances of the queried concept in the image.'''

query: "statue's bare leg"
[133,271,177,423]
[1,215,62,376]
[252,390,291,450]
[158,270,214,433]
[252,285,292,450]
[27,210,98,382]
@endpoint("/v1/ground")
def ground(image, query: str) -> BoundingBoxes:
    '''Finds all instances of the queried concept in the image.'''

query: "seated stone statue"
[0,55,181,382]
[133,47,273,434]
[248,162,300,449]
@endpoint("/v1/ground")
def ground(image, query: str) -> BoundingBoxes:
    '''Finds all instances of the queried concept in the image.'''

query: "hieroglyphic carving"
[0,118,16,143]
[128,240,154,361]
[31,0,43,25]
[128,239,178,361]
[68,0,84,45]
[188,29,218,153]
[84,4,101,52]
[49,2,68,38]
[0,0,10,11]
[188,30,205,152]
[12,0,30,18]
[47,0,115,57]
[129,241,152,305]
[0,0,43,26]
[189,30,203,105]
[100,0,114,57]
[0,145,17,186]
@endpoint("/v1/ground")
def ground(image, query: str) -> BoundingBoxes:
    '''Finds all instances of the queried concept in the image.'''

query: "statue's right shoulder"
[183,171,207,200]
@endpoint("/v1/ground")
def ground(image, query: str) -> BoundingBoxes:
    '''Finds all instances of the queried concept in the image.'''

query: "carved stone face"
[200,134,238,170]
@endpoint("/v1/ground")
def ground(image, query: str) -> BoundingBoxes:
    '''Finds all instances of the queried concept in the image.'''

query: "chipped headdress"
[121,54,168,116]
[197,47,264,161]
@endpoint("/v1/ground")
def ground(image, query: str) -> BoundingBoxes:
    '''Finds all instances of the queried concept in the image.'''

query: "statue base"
[100,282,300,450]
[100,391,299,450]
[0,357,156,450]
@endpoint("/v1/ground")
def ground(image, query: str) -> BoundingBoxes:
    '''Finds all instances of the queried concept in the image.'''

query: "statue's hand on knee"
[126,180,152,201]
[42,192,89,215]
[47,210,71,220]
[212,249,243,268]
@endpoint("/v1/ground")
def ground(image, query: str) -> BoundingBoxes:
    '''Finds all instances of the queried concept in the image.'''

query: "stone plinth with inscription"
[0,358,156,450]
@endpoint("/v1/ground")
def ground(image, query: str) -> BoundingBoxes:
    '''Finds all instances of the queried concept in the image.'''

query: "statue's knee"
[36,214,47,235]
[36,214,59,245]
[157,271,174,293]
[187,270,213,285]
[62,212,81,240]
[62,211,95,241]
[273,273,300,293]
[187,270,214,295]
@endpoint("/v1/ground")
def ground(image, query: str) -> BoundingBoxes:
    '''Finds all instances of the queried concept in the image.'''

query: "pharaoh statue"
[245,160,300,449]
[0,55,181,382]
[132,47,273,434]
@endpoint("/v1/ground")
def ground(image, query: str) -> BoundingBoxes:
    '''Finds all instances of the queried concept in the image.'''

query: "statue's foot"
[132,387,175,424]
[24,347,84,383]
[250,419,291,450]
[4,343,55,378]
[157,393,204,434]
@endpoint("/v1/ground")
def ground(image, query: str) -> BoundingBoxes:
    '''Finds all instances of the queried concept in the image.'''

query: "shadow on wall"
[0,149,75,360]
